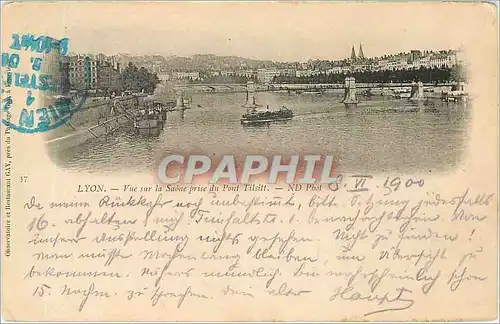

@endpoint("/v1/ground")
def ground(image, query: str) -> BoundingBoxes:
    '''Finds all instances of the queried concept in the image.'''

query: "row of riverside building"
[156,47,463,84]
[48,47,463,92]
[67,54,121,90]
[45,53,123,94]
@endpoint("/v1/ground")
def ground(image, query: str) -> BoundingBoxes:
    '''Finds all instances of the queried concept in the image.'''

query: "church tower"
[358,43,365,60]
[351,46,357,61]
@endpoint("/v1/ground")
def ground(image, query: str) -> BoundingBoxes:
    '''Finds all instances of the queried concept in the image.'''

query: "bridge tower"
[175,90,185,109]
[343,77,359,110]
[409,81,425,101]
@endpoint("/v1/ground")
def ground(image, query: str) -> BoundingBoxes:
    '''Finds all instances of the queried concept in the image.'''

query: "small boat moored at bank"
[443,82,468,103]
[392,88,412,99]
[133,100,168,132]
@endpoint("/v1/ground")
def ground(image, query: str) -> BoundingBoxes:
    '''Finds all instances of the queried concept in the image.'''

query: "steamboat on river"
[240,81,294,125]
[240,105,294,124]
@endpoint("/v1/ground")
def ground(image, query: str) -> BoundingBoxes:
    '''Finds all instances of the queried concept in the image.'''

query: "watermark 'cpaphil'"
[157,154,340,184]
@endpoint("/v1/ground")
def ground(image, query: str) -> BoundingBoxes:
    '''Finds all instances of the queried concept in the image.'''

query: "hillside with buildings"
[63,45,465,93]
[147,45,464,84]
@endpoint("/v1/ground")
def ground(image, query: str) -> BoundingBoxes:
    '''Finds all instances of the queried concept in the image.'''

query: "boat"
[44,93,147,151]
[240,105,293,124]
[443,88,468,103]
[134,101,168,132]
[361,89,373,97]
[443,93,467,102]
[362,105,421,114]
[392,88,412,99]
[134,118,162,129]
[134,111,164,132]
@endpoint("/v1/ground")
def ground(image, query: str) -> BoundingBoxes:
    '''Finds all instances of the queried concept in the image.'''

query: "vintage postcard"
[1,1,498,322]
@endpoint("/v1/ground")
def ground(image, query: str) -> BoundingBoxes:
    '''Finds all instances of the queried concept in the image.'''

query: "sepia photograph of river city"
[4,2,498,322]
[47,87,469,175]
[32,2,472,177]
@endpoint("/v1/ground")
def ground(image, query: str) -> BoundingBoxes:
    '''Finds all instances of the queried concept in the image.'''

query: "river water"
[48,90,470,175]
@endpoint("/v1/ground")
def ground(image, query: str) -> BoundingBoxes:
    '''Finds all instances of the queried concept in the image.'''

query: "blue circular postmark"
[1,35,89,134]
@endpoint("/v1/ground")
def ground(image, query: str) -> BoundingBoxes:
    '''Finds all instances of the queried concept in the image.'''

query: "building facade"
[257,69,280,83]
[171,71,200,80]
[69,55,98,90]
[68,54,120,91]
[97,61,119,91]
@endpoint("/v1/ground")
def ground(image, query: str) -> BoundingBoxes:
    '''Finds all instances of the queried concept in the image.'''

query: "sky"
[2,2,497,62]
